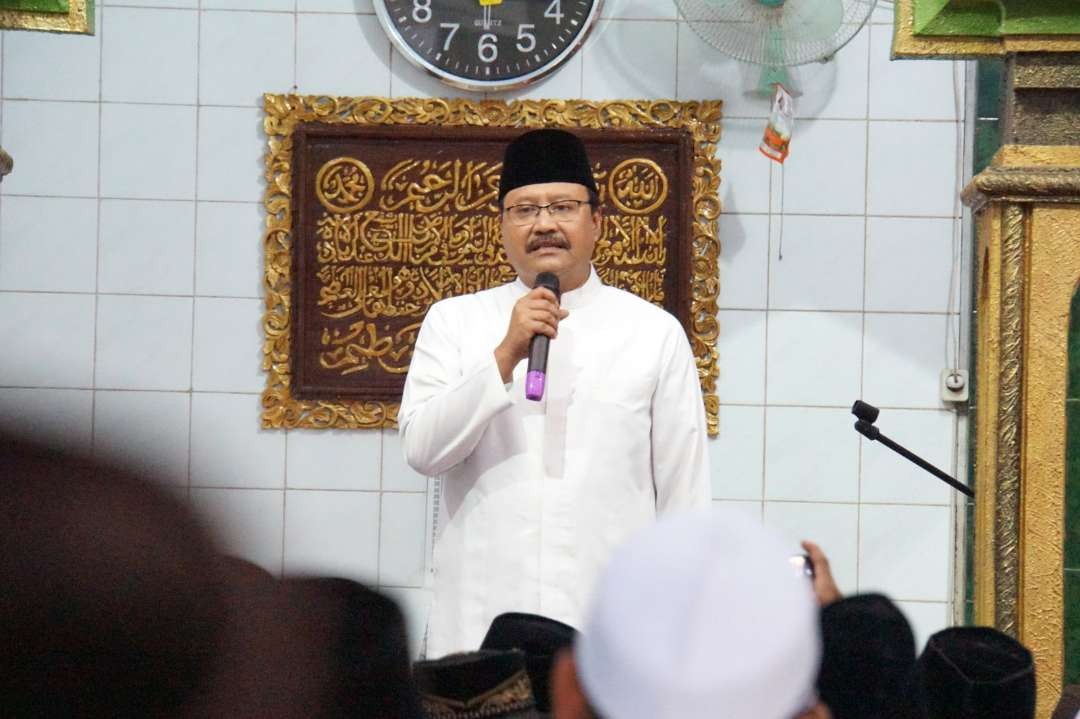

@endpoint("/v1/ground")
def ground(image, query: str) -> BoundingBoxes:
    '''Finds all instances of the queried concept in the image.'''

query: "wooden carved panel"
[261,97,721,434]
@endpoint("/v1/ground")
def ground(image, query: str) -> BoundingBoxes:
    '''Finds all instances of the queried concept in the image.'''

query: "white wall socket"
[940,368,969,403]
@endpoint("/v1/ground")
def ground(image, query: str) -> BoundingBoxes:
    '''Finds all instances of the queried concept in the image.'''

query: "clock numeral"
[411,0,431,23]
[516,24,536,52]
[439,22,459,51]
[544,0,563,24]
[478,32,498,63]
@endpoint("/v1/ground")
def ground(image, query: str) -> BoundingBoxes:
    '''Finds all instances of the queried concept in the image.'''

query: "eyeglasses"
[503,199,592,226]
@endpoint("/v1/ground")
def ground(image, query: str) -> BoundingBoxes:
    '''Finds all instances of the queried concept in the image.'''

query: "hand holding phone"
[800,540,842,607]
[788,553,815,579]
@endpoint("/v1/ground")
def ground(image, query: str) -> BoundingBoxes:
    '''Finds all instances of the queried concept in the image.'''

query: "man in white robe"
[399,129,711,657]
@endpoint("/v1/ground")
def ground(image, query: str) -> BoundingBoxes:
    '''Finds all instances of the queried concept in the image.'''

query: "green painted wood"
[977,59,1004,119]
[1000,0,1080,35]
[974,119,1002,174]
[1067,400,1080,569]
[913,0,955,34]
[1066,570,1080,684]
[1067,291,1080,685]
[913,0,1080,37]
[0,0,69,12]
[1071,290,1080,399]
[914,0,1005,37]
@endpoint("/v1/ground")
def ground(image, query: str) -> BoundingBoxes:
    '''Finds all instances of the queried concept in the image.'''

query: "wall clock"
[373,0,603,92]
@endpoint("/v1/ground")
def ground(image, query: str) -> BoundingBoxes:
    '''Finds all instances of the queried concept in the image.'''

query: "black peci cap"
[917,626,1035,719]
[498,129,598,203]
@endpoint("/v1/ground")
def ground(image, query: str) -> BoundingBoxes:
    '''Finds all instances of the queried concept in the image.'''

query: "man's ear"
[550,647,592,719]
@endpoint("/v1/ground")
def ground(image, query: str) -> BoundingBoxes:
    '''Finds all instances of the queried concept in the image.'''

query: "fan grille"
[676,0,878,67]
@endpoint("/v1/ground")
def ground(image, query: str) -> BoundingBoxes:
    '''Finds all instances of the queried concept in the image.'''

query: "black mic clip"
[853,418,880,441]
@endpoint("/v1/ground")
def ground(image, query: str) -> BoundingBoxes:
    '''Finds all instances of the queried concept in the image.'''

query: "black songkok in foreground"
[413,649,540,719]
[481,612,577,714]
[498,129,598,202]
[817,593,922,719]
[917,626,1035,719]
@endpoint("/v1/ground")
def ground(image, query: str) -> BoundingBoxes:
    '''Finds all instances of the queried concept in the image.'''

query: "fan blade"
[781,0,845,44]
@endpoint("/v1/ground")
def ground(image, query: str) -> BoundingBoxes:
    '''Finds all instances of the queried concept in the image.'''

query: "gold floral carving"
[0,0,91,33]
[1021,205,1074,718]
[993,202,1025,638]
[261,96,722,433]
[972,207,999,630]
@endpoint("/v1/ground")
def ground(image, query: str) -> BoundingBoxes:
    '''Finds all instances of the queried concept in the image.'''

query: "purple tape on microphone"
[525,370,546,401]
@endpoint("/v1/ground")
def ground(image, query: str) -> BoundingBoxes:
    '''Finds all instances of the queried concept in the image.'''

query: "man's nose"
[533,206,559,231]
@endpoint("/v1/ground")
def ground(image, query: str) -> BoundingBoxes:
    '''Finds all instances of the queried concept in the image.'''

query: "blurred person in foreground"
[413,649,542,719]
[817,594,924,719]
[482,612,578,714]
[916,626,1035,719]
[1051,684,1080,719]
[0,438,420,718]
[803,540,925,719]
[548,510,823,719]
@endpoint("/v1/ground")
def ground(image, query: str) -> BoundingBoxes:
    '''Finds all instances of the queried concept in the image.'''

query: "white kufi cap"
[575,509,821,719]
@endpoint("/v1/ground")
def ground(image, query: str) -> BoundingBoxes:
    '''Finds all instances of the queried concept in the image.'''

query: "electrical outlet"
[940,369,969,403]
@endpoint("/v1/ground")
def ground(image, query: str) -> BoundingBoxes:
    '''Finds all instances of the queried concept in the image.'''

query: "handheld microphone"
[525,272,560,401]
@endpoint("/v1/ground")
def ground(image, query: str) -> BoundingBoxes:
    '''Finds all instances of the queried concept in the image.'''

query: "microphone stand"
[853,406,974,499]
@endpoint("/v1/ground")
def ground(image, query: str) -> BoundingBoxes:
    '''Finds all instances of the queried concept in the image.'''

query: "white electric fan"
[675,0,878,93]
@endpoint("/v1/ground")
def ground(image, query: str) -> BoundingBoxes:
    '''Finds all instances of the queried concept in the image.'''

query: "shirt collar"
[512,266,603,310]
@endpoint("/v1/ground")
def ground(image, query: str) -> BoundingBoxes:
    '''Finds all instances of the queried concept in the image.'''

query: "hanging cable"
[944,60,966,375]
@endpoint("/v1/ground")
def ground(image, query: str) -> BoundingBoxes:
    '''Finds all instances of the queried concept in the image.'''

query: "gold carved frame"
[0,0,92,34]
[963,145,1080,715]
[260,96,722,434]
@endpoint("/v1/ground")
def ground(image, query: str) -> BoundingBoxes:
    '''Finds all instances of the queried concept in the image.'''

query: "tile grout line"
[0,29,5,375]
[855,18,874,593]
[282,0,295,581]
[0,288,967,316]
[0,191,970,220]
[280,434,289,579]
[759,154,773,520]
[188,0,203,501]
[672,15,679,103]
[0,384,962,413]
[0,100,965,126]
[293,0,299,93]
[90,5,105,458]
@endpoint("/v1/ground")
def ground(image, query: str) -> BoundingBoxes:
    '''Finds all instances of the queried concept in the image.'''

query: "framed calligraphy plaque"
[262,97,722,435]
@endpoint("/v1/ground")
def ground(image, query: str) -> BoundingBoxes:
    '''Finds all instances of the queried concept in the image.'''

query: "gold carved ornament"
[964,145,1080,714]
[261,97,722,434]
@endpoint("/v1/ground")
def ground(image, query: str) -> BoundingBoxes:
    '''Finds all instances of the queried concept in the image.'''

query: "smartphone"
[788,553,815,580]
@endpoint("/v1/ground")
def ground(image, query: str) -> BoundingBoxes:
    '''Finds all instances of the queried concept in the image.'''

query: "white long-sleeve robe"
[398,268,710,657]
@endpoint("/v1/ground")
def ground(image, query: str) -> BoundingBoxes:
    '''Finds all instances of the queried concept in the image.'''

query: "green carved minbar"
[913,0,1080,38]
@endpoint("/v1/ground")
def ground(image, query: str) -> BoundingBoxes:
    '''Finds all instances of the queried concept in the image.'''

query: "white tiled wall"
[0,1,966,655]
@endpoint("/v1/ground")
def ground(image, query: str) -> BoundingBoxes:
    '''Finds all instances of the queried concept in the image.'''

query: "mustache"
[526,233,570,252]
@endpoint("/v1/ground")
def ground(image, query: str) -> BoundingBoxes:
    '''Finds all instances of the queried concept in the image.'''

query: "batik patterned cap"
[414,649,541,719]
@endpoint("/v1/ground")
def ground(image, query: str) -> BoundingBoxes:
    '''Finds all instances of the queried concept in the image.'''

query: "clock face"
[374,0,602,91]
